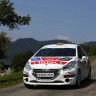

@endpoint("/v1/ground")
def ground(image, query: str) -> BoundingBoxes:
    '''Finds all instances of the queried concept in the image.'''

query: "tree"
[89,45,96,56]
[11,51,33,71]
[0,0,31,30]
[0,61,4,71]
[0,0,31,59]
[0,32,10,59]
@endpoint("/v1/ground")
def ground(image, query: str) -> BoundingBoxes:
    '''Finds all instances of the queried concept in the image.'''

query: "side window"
[78,46,87,59]
[78,46,82,59]
[81,47,87,56]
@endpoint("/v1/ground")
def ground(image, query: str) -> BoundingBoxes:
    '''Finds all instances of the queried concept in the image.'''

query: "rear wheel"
[75,71,81,88]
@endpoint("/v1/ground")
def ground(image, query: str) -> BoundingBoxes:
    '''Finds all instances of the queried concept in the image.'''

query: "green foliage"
[0,0,31,60]
[0,70,23,88]
[0,62,4,71]
[11,51,33,71]
[0,32,10,59]
[89,45,96,56]
[89,55,96,63]
[0,0,31,30]
[81,44,96,56]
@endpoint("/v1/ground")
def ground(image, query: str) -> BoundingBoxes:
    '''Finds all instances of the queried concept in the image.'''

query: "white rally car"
[23,43,91,88]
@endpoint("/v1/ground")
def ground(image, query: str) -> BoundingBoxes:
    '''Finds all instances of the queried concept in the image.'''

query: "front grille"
[33,69,60,80]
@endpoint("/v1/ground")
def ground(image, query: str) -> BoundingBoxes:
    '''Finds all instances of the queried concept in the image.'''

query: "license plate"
[37,73,54,77]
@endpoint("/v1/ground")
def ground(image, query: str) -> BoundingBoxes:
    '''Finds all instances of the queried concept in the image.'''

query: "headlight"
[62,61,77,70]
[24,62,31,71]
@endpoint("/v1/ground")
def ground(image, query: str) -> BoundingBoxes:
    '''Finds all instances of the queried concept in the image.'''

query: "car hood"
[28,57,76,69]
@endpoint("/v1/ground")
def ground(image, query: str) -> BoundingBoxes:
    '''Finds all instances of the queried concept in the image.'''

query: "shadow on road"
[26,79,96,90]
[80,79,96,88]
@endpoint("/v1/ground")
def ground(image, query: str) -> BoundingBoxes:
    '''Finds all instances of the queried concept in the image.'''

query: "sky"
[1,0,96,43]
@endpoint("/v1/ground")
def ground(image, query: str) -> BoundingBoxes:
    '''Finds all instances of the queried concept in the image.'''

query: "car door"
[77,46,87,79]
[80,46,88,77]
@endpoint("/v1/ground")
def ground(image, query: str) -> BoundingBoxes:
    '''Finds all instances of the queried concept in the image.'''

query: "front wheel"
[75,71,81,88]
[24,83,33,89]
[86,67,91,81]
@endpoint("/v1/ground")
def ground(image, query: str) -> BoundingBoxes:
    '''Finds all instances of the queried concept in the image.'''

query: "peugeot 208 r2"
[23,43,91,88]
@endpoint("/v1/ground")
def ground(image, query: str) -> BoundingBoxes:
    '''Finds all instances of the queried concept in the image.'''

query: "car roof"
[41,43,79,49]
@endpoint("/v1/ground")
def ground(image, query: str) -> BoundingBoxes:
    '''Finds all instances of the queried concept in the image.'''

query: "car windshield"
[35,48,76,57]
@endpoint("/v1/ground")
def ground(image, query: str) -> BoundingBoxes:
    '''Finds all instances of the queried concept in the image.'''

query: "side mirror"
[82,56,87,61]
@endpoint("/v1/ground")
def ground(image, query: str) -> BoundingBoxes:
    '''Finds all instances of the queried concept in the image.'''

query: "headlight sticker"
[24,71,29,75]
[68,71,75,75]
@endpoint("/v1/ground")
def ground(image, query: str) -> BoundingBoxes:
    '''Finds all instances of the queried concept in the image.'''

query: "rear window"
[35,48,76,57]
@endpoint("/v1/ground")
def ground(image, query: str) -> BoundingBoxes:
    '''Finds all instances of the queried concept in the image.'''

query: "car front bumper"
[23,69,77,86]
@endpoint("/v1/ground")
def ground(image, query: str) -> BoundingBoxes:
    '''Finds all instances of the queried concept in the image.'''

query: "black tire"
[86,67,91,81]
[24,83,33,89]
[75,71,81,88]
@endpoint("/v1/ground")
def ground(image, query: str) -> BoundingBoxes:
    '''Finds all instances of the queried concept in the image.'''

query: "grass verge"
[0,70,23,89]
[89,55,96,63]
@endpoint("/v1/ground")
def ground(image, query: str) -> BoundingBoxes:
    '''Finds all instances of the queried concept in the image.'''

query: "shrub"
[11,51,33,71]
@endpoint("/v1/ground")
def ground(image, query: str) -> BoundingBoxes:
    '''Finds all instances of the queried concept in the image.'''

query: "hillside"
[4,38,96,65]
[83,41,96,46]
[7,38,72,58]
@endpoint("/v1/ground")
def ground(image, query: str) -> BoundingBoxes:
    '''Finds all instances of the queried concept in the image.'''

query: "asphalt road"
[0,61,96,96]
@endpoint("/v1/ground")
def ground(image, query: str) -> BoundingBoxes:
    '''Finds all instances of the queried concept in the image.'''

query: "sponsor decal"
[31,58,41,61]
[42,57,59,61]
[30,57,67,65]
[62,61,67,64]
[35,61,60,64]
[31,62,34,64]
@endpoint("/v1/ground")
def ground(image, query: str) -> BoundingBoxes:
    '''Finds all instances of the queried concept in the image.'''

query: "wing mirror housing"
[82,56,87,62]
